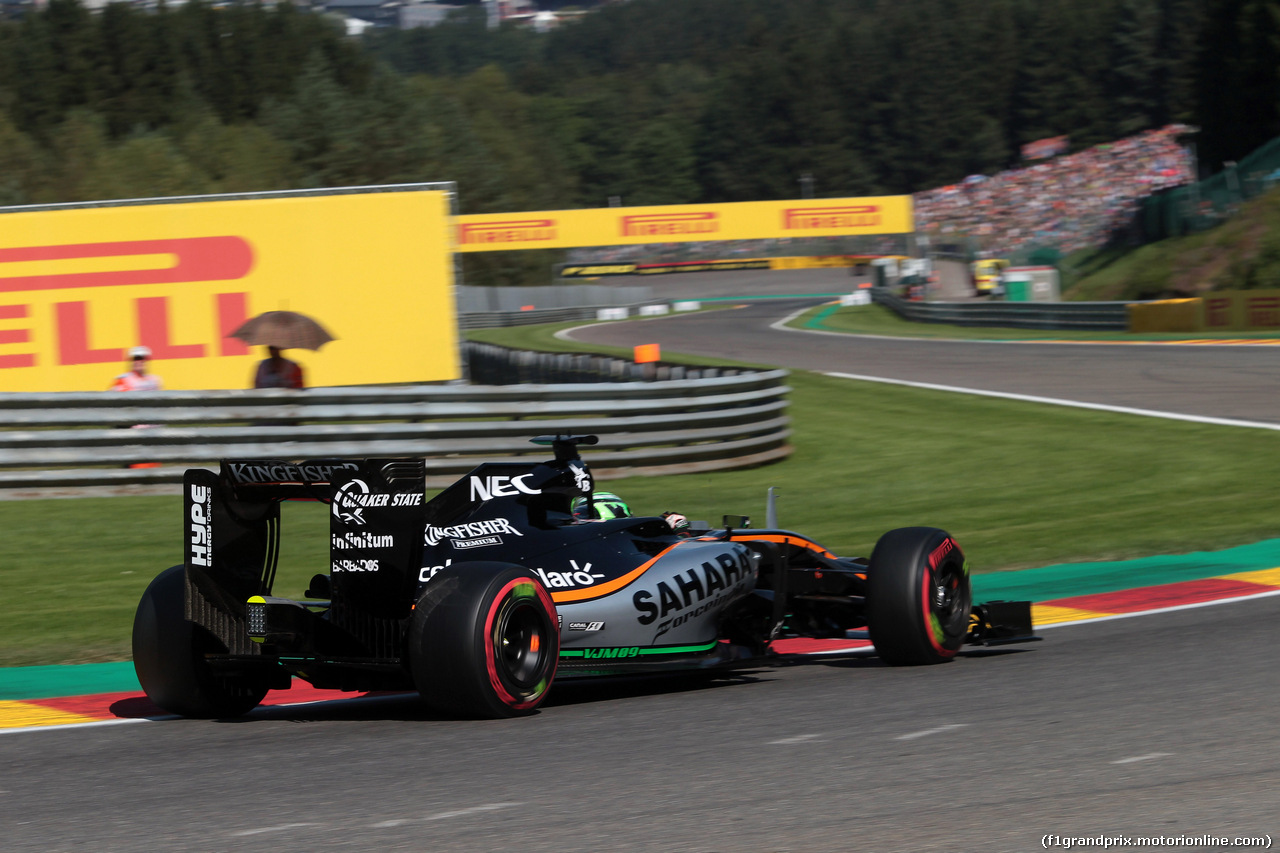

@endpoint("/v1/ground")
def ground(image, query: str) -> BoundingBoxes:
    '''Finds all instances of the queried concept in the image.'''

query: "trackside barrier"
[460,304,655,329]
[873,289,1129,330]
[1127,299,1200,333]
[0,346,790,494]
[456,282,663,329]
[462,342,766,385]
[456,284,653,313]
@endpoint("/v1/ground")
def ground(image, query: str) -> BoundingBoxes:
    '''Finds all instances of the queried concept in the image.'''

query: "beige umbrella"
[230,311,335,351]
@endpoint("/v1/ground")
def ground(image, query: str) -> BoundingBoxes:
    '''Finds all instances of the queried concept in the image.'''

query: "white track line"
[229,804,525,838]
[554,307,719,342]
[896,724,968,740]
[417,803,524,823]
[823,371,1280,431]
[768,733,826,745]
[773,306,1280,430]
[771,304,921,340]
[771,304,990,342]
[231,823,320,837]
[771,303,1280,346]
[1111,752,1173,765]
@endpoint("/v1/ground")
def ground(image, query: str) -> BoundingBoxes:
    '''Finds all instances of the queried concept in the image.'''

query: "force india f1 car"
[132,435,1036,719]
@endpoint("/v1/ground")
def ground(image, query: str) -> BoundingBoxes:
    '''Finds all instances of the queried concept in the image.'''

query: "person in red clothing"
[110,346,163,392]
[252,346,305,389]
[110,347,163,464]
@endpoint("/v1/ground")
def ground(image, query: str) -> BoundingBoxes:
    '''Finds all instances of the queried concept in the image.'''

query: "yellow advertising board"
[769,255,882,270]
[1127,298,1200,333]
[455,196,913,252]
[1200,290,1280,332]
[557,255,887,278]
[0,190,457,392]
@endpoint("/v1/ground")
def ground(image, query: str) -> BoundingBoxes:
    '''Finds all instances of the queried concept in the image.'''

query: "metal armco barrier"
[465,341,752,385]
[456,284,654,313]
[0,352,790,495]
[459,305,642,329]
[457,284,663,328]
[874,289,1129,330]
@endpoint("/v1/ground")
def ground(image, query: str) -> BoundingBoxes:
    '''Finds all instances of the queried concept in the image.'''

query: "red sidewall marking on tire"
[484,578,556,711]
[927,538,955,570]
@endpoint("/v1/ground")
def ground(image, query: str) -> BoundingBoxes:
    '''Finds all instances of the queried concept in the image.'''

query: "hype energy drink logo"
[619,212,719,238]
[782,205,882,230]
[457,218,558,245]
[0,236,255,369]
[189,483,213,568]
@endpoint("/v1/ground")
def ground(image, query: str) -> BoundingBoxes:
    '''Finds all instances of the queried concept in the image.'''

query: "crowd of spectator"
[913,124,1195,257]
[565,125,1195,266]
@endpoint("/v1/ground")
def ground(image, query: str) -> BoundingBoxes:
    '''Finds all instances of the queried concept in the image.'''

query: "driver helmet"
[571,491,631,520]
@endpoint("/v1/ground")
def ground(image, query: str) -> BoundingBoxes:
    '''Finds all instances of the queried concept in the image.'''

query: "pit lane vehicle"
[972,258,1010,295]
[133,435,1035,719]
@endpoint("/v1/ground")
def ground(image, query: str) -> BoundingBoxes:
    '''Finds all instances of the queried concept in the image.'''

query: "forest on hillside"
[0,0,1275,283]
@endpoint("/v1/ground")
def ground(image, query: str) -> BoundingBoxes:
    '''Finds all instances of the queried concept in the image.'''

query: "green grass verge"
[0,500,328,667]
[3,319,1278,667]
[1064,187,1280,300]
[791,302,1280,342]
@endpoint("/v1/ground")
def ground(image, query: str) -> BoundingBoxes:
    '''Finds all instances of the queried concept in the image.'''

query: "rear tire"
[409,563,558,718]
[866,527,971,665]
[132,565,268,718]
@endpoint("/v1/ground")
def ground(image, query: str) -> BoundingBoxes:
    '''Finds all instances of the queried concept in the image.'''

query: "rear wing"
[183,458,428,656]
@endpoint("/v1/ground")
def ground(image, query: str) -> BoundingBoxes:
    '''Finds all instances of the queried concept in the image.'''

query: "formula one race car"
[133,435,1035,719]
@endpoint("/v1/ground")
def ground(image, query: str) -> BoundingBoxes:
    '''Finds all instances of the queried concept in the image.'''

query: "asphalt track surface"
[571,268,1280,425]
[3,270,1277,852]
[2,600,1276,852]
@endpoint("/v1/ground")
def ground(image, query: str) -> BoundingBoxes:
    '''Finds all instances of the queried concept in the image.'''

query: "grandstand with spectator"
[914,125,1195,259]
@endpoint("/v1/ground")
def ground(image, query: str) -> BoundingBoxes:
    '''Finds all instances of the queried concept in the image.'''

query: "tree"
[1110,0,1162,136]
[1154,0,1205,125]
[178,116,298,193]
[620,120,699,205]
[80,133,210,201]
[46,108,110,201]
[0,112,49,205]
[1195,0,1280,168]
[1235,0,1280,154]
[260,51,369,187]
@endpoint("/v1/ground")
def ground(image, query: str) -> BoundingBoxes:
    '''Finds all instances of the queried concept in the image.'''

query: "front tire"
[132,565,269,717]
[866,527,971,665]
[409,563,558,718]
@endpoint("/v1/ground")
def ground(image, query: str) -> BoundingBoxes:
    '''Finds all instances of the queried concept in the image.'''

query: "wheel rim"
[495,598,551,689]
[485,579,556,709]
[927,558,971,647]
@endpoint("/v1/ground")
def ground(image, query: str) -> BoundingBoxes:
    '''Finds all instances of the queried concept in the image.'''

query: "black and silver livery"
[132,434,1036,719]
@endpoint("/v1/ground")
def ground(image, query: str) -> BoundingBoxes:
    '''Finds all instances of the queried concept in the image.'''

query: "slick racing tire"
[866,527,971,666]
[132,565,269,718]
[409,563,559,719]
